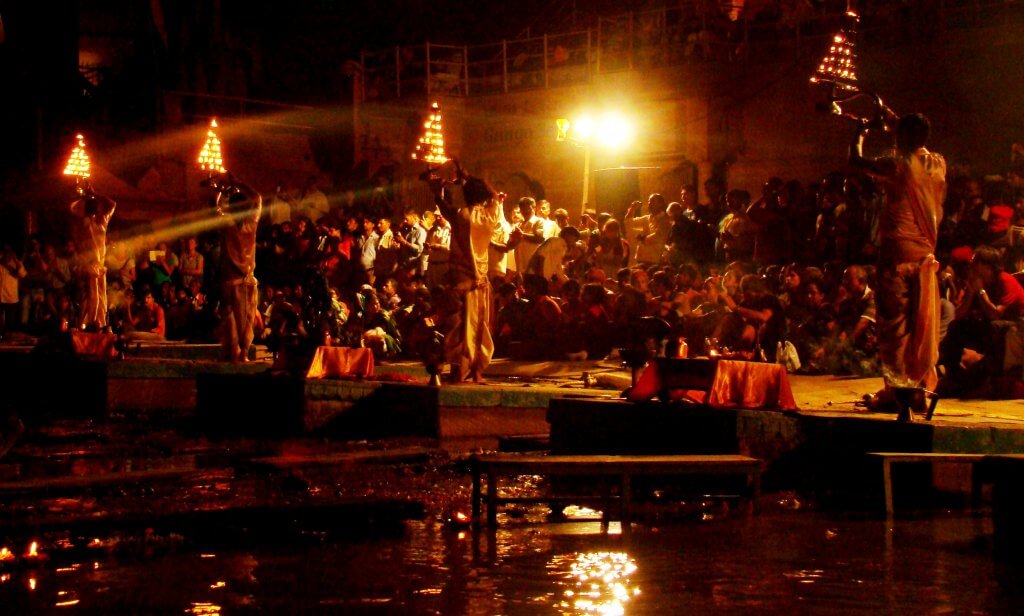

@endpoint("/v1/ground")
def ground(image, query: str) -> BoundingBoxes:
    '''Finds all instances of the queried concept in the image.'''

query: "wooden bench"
[867,452,989,519]
[470,454,763,531]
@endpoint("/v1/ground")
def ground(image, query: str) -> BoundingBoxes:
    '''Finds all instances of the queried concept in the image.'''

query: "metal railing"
[355,0,1018,102]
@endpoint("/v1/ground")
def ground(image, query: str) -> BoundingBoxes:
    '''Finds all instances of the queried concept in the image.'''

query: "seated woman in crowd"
[939,246,1024,397]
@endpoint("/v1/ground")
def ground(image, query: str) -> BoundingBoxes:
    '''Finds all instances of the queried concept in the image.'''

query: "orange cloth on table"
[706,360,797,411]
[70,331,118,359]
[627,359,798,411]
[306,346,374,379]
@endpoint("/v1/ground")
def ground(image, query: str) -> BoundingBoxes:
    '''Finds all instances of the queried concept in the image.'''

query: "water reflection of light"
[0,547,13,561]
[563,505,602,520]
[55,590,80,607]
[28,577,37,591]
[210,581,226,589]
[26,541,39,558]
[0,573,10,583]
[187,602,221,615]
[556,551,640,615]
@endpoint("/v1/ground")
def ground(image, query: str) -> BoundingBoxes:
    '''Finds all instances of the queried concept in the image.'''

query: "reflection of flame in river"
[55,590,80,607]
[556,551,640,615]
[187,602,222,615]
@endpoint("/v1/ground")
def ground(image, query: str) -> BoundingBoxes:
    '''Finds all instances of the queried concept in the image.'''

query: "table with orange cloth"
[306,346,374,379]
[70,331,118,360]
[627,358,798,411]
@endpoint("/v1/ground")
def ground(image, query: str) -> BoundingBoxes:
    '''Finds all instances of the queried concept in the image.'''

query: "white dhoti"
[220,277,259,361]
[82,271,108,329]
[446,280,494,382]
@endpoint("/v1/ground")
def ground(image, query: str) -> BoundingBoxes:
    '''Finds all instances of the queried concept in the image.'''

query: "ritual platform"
[5,339,1024,485]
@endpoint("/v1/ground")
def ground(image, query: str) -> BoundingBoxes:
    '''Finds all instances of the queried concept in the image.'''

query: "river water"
[1,508,1020,614]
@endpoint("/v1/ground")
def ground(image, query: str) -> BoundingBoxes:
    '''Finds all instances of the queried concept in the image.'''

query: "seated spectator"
[790,281,834,372]
[940,246,1024,397]
[359,290,402,358]
[494,282,529,357]
[572,283,614,360]
[817,265,879,375]
[519,274,563,359]
[716,274,786,359]
[125,290,166,342]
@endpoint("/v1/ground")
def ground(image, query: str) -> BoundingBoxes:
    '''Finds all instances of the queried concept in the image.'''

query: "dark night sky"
[0,0,641,179]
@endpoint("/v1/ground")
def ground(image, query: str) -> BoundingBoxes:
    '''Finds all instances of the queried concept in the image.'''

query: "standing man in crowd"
[422,209,450,288]
[395,208,428,276]
[70,186,116,330]
[626,193,671,265]
[513,197,547,274]
[851,113,946,403]
[211,173,262,362]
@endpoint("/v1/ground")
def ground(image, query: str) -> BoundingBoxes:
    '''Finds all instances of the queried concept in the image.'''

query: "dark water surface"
[1,510,1021,614]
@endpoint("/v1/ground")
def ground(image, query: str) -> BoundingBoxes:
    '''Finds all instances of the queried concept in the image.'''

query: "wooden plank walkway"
[471,454,763,533]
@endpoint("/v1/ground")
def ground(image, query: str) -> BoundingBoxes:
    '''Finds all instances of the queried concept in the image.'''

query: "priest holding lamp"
[65,134,115,331]
[197,119,262,362]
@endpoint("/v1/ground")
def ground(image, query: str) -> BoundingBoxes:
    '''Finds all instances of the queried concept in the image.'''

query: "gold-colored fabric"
[82,274,108,329]
[627,359,798,411]
[446,280,494,382]
[879,149,946,263]
[70,331,117,359]
[219,280,259,361]
[906,255,941,386]
[306,346,375,379]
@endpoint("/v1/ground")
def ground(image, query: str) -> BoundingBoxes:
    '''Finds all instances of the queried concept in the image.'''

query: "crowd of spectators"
[3,164,1024,396]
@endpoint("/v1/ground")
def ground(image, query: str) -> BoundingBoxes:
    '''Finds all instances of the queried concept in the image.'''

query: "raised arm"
[849,125,897,178]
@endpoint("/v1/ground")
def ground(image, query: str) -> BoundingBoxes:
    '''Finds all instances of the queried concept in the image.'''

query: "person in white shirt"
[513,197,547,275]
[537,199,559,239]
[266,184,293,225]
[422,209,451,288]
[297,176,330,222]
[526,226,582,281]
[488,193,513,280]
[626,193,672,265]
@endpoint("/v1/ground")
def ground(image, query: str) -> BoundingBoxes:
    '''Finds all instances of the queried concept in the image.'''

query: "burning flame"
[0,547,13,561]
[63,134,91,179]
[26,541,38,558]
[197,119,227,173]
[411,101,448,165]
